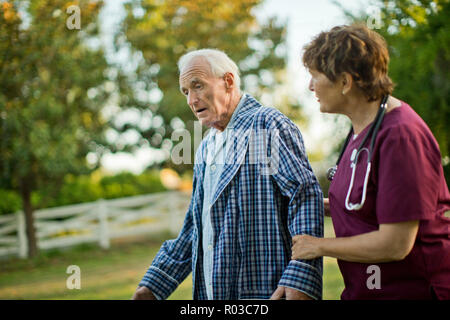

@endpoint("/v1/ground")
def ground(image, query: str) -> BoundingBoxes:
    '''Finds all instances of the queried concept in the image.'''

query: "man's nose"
[188,91,198,106]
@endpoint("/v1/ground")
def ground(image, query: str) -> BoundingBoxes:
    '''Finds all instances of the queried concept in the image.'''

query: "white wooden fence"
[0,191,191,259]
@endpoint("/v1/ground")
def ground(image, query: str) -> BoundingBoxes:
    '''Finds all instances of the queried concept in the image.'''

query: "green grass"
[0,218,343,300]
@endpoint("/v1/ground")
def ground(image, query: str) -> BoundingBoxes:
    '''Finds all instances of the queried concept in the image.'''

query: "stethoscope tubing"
[330,95,389,212]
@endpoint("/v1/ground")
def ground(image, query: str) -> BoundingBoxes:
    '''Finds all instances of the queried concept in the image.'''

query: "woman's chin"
[319,104,328,113]
[319,103,337,114]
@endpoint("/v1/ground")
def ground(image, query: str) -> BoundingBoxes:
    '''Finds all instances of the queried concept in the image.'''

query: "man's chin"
[197,118,209,126]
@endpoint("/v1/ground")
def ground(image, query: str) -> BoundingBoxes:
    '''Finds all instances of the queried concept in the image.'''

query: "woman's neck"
[347,96,401,134]
[346,97,382,135]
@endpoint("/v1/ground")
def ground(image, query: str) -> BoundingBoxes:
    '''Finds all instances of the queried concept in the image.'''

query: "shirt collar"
[225,93,247,130]
[208,93,246,142]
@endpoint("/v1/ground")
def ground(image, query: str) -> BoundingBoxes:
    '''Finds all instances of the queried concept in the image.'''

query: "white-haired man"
[133,49,324,300]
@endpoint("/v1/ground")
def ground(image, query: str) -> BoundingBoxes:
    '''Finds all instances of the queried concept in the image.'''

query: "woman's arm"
[292,220,419,263]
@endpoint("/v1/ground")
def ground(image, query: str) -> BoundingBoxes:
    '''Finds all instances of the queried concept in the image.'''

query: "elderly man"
[132,49,324,300]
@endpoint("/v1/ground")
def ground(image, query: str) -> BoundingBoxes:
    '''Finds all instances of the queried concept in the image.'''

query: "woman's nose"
[308,78,314,92]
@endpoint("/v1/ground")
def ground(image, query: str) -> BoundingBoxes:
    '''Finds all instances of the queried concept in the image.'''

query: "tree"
[0,0,112,257]
[338,0,450,183]
[114,0,300,173]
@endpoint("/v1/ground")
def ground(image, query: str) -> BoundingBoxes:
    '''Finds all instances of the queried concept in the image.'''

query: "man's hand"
[132,286,157,300]
[270,286,313,300]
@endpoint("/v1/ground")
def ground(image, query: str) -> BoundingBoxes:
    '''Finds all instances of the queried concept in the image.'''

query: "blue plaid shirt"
[139,94,324,300]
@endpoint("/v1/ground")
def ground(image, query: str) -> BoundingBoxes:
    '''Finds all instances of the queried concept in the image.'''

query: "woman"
[292,24,450,299]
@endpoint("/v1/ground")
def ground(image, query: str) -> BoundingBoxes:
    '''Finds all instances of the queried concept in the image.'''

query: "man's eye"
[194,84,202,89]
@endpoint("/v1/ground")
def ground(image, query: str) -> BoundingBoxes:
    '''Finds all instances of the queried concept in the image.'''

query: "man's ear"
[223,72,235,91]
[341,72,353,95]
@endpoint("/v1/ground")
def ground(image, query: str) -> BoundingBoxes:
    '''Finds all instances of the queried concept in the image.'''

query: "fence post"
[97,199,110,250]
[16,211,27,259]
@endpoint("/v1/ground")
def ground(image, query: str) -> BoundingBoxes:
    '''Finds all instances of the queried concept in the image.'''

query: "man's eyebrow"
[189,78,201,85]
[180,78,202,92]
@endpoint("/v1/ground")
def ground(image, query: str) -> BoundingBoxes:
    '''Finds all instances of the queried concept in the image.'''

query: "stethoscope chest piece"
[327,165,337,181]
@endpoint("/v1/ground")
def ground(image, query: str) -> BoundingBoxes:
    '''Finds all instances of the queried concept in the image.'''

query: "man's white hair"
[178,48,241,91]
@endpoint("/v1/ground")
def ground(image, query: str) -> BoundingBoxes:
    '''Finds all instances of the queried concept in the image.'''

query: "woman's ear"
[341,72,353,95]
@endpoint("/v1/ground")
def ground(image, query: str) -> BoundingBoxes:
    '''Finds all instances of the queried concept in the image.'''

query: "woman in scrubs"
[292,24,450,299]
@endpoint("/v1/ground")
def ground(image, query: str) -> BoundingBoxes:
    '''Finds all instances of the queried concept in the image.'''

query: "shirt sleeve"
[375,130,441,224]
[268,120,324,300]
[138,174,197,299]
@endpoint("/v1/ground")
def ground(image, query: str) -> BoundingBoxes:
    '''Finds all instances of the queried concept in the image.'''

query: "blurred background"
[0,0,448,300]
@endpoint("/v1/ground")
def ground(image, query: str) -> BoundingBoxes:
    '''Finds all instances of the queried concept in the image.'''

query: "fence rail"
[0,191,191,259]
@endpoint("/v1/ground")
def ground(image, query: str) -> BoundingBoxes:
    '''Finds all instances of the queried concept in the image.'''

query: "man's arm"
[132,174,199,300]
[268,119,324,300]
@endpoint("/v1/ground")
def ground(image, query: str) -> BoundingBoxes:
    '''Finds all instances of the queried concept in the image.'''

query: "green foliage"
[0,0,111,191]
[0,0,116,255]
[99,171,166,200]
[0,189,22,215]
[339,0,450,183]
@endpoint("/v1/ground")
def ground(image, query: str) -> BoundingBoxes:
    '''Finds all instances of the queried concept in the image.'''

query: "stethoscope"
[327,95,389,211]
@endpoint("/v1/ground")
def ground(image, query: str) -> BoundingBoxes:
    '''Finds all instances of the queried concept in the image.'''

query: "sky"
[99,0,370,174]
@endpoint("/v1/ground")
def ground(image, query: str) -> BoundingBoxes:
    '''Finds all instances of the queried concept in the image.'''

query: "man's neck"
[215,91,242,132]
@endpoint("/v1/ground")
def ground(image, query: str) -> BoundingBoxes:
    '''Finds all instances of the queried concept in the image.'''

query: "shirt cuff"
[278,259,322,300]
[138,266,180,300]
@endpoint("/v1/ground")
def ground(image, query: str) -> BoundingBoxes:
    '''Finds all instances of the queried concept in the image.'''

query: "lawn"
[0,218,343,300]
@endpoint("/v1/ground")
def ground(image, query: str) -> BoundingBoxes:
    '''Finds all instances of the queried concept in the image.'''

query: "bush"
[0,189,22,215]
[99,171,166,199]
[0,170,167,214]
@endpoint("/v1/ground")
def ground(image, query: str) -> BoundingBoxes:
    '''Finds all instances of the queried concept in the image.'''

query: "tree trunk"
[20,180,38,258]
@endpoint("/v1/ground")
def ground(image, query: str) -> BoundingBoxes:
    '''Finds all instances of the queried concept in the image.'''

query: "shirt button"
[211,164,216,171]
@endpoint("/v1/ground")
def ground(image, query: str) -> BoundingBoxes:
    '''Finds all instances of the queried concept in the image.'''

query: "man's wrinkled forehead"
[179,57,213,85]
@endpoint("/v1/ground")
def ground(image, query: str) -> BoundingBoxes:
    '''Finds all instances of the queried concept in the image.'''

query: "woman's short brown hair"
[302,24,394,102]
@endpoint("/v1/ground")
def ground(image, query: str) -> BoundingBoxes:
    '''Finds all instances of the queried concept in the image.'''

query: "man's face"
[179,57,231,130]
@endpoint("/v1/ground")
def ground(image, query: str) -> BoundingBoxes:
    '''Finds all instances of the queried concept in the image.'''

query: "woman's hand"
[291,235,322,260]
[324,198,331,217]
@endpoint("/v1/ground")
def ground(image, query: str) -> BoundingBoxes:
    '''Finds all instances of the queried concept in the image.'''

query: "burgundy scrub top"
[328,100,450,300]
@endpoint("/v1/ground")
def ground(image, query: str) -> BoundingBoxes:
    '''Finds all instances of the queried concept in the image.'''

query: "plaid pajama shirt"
[139,94,324,300]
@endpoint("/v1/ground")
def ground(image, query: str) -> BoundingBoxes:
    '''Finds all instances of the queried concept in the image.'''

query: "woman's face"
[308,69,344,114]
